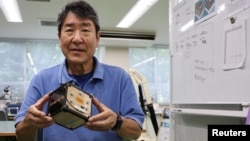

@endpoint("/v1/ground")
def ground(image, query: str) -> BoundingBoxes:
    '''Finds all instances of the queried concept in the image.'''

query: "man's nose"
[72,30,83,43]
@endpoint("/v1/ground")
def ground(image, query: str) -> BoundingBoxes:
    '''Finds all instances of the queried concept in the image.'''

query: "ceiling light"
[27,52,34,65]
[116,0,158,28]
[132,57,155,68]
[0,0,22,22]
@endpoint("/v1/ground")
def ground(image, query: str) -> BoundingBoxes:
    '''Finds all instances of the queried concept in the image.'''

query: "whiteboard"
[169,0,250,104]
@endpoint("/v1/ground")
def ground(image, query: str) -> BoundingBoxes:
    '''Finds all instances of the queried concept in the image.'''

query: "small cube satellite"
[47,82,93,130]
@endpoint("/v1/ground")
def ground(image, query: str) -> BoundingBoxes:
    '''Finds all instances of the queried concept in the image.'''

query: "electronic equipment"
[47,82,93,130]
[0,86,12,103]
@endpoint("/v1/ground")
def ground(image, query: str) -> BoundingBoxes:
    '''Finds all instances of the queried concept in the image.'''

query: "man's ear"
[96,31,101,40]
[95,31,101,45]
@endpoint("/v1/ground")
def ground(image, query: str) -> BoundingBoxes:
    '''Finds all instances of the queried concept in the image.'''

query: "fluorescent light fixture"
[27,52,34,65]
[0,0,22,22]
[116,0,158,28]
[27,52,38,74]
[33,67,37,74]
[132,57,155,68]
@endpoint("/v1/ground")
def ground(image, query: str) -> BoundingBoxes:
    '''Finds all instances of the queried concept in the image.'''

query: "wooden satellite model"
[47,82,93,130]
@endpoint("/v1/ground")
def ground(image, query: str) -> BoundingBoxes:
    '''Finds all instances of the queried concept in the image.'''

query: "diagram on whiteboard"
[195,0,215,23]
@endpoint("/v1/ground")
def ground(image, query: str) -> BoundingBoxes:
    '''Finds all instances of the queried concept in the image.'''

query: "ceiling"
[0,0,169,48]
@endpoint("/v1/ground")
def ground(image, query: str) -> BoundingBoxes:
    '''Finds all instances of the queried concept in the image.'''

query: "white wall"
[104,47,129,70]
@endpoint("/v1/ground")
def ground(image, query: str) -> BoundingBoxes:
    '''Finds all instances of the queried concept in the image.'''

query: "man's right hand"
[25,93,54,128]
[15,94,55,141]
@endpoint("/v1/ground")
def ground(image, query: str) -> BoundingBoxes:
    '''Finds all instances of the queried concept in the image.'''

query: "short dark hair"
[57,0,100,34]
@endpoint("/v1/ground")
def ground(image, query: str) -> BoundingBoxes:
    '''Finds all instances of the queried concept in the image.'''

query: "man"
[15,1,144,141]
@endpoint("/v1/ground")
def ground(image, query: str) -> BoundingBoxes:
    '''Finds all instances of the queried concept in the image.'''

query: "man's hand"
[84,97,118,131]
[26,94,54,128]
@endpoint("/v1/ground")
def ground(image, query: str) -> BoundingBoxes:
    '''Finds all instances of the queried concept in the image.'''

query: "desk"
[0,121,16,141]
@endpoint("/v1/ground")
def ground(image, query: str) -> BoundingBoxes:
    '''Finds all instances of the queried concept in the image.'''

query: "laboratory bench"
[0,121,16,141]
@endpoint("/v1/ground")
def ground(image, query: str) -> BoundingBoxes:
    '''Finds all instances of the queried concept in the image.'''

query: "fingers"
[29,93,50,117]
[86,97,118,131]
[26,93,54,128]
[27,108,54,128]
[90,97,108,121]
[92,97,104,112]
[91,96,117,120]
[85,118,114,131]
[34,93,50,110]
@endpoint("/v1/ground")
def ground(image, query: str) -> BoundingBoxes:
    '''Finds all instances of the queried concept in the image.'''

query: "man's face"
[58,11,100,65]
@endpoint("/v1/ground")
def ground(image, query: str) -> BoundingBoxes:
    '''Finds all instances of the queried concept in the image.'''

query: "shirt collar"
[92,56,104,80]
[58,56,104,84]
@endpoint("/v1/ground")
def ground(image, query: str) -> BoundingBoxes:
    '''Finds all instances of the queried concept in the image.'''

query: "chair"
[0,108,8,121]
